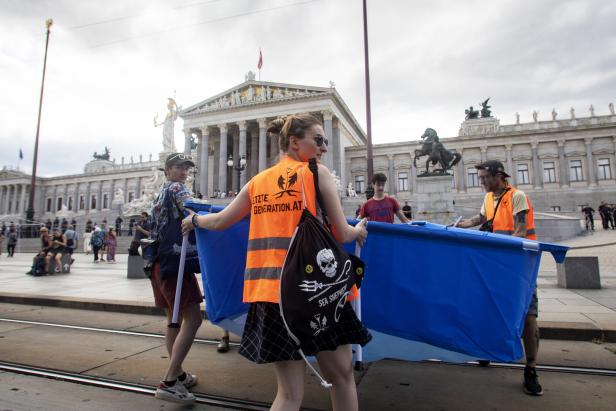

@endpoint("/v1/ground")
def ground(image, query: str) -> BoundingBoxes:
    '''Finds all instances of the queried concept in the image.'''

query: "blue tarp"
[185,200,568,363]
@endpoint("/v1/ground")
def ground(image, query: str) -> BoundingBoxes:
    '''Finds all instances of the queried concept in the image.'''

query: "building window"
[128,191,135,202]
[598,158,612,180]
[467,168,479,187]
[550,206,561,212]
[56,197,63,211]
[46,198,52,212]
[517,164,530,185]
[79,195,85,210]
[570,159,583,182]
[398,172,408,191]
[91,195,97,210]
[68,196,73,211]
[543,162,556,183]
[355,175,365,194]
[103,193,109,209]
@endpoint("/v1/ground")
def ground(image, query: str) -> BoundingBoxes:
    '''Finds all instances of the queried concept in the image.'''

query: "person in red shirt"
[359,173,410,223]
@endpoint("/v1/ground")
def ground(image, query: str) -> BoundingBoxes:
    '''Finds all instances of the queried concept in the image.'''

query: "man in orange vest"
[456,160,543,396]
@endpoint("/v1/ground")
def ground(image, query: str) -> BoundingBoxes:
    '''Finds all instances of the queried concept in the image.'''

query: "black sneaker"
[523,367,544,396]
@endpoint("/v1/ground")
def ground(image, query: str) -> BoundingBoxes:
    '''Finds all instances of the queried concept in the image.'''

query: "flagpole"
[26,18,53,226]
[362,0,374,187]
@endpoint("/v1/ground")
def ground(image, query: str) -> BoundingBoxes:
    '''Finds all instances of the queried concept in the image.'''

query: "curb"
[2,294,614,343]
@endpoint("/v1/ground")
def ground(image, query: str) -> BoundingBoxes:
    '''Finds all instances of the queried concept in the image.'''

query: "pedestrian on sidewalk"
[106,227,117,263]
[148,153,203,404]
[83,226,92,255]
[64,224,78,265]
[182,115,370,411]
[0,229,4,257]
[6,226,18,257]
[581,205,596,231]
[456,160,543,396]
[91,226,104,263]
[359,173,410,223]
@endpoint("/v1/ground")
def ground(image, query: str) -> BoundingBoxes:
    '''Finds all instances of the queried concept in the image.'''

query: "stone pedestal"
[557,257,601,289]
[127,255,147,279]
[414,174,456,225]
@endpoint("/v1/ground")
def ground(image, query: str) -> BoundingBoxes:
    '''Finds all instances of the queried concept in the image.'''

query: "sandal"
[217,336,230,353]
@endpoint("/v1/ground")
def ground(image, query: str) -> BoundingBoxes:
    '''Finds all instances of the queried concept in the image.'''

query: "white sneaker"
[155,380,195,403]
[180,372,198,389]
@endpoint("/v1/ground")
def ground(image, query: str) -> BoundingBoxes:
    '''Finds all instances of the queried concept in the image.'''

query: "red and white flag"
[257,49,263,70]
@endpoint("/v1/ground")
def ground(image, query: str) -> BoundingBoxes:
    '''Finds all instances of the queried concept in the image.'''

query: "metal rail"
[3,318,616,378]
[0,360,272,410]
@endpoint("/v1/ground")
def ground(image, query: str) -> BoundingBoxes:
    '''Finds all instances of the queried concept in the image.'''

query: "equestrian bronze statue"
[413,128,462,176]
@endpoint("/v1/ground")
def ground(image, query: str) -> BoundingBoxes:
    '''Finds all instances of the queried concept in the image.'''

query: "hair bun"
[267,118,285,134]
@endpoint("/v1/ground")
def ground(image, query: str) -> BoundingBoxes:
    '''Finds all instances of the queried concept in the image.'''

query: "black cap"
[476,160,511,178]
[164,153,195,168]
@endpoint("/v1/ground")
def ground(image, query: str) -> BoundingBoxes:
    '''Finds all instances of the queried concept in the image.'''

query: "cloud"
[1,0,615,176]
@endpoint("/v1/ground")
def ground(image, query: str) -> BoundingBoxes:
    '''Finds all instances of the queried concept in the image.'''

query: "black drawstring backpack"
[279,158,365,388]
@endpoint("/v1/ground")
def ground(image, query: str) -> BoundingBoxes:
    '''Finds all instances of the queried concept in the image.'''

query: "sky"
[1,0,615,176]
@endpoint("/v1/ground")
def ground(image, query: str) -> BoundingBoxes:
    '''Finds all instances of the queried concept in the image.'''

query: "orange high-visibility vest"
[484,187,537,240]
[244,157,318,303]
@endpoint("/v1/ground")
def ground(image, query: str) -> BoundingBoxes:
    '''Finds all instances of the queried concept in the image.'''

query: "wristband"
[191,214,199,228]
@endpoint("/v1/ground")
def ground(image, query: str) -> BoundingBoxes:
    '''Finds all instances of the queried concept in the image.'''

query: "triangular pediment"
[0,169,28,180]
[181,80,332,115]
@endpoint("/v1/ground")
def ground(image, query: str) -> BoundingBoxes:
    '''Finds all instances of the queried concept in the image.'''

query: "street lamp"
[26,18,53,233]
[227,154,247,195]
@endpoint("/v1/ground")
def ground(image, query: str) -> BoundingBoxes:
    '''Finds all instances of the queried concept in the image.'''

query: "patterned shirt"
[149,181,192,242]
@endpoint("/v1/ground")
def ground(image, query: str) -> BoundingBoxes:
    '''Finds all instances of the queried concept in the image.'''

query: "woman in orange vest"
[182,114,369,411]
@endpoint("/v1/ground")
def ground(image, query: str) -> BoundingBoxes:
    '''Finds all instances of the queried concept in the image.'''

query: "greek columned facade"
[179,78,367,196]
[0,157,158,226]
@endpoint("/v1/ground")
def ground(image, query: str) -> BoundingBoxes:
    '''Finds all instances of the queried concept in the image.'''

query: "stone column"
[136,177,142,199]
[232,129,240,193]
[97,183,103,211]
[20,184,27,214]
[212,136,220,192]
[457,150,466,192]
[73,183,79,212]
[322,111,334,170]
[53,185,58,212]
[122,179,128,203]
[332,118,341,176]
[109,180,116,210]
[480,146,487,163]
[387,155,396,194]
[410,153,418,193]
[557,140,569,187]
[184,129,192,154]
[200,126,210,197]
[86,182,91,212]
[0,186,5,214]
[269,126,278,166]
[250,127,259,179]
[258,118,267,172]
[530,142,542,189]
[239,121,247,188]
[585,137,597,186]
[218,124,228,194]
[63,184,69,212]
[505,144,514,185]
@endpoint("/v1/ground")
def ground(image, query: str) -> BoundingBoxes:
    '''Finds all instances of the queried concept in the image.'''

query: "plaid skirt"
[239,301,372,364]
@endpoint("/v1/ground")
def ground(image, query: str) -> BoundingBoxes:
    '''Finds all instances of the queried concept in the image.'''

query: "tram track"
[0,360,275,410]
[2,317,616,378]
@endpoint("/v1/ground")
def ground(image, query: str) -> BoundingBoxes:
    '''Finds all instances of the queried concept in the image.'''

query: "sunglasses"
[168,153,194,162]
[313,134,329,147]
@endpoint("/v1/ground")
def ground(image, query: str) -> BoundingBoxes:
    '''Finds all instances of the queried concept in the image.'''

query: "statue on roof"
[465,106,479,120]
[93,146,111,161]
[245,71,256,81]
[479,98,492,118]
[154,97,178,153]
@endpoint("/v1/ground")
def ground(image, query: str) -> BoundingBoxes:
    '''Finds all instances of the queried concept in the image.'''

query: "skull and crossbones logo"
[316,248,338,277]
